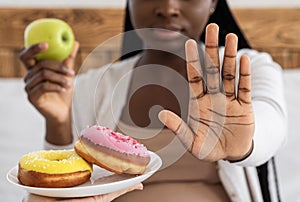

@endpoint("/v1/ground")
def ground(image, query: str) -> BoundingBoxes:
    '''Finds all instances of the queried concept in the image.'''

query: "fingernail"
[63,67,75,75]
[64,81,71,87]
[158,110,167,124]
[68,69,75,75]
[39,42,48,50]
[136,184,143,190]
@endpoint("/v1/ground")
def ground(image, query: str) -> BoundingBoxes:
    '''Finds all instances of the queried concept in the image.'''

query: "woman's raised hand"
[159,23,254,162]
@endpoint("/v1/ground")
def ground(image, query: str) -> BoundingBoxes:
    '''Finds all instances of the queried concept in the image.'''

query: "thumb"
[64,41,80,70]
[158,110,181,132]
[158,110,194,151]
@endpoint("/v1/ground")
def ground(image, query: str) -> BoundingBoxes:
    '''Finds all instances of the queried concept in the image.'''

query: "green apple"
[24,18,75,62]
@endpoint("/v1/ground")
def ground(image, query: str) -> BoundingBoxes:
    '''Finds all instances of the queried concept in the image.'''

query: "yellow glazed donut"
[18,149,92,188]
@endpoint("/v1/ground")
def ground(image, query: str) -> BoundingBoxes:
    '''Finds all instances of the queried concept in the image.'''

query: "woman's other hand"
[19,42,79,144]
[23,183,143,202]
[159,23,254,162]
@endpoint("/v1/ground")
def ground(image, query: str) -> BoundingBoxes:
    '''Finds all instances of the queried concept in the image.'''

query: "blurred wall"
[0,0,299,8]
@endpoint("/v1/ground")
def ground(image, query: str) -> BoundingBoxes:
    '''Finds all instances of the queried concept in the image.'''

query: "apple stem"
[62,35,67,42]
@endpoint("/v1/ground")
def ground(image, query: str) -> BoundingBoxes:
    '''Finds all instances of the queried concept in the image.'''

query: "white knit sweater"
[49,47,287,201]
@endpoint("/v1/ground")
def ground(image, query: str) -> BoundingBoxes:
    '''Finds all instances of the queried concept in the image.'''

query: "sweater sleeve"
[231,49,288,167]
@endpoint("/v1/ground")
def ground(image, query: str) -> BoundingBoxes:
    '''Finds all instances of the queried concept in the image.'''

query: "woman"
[20,0,287,201]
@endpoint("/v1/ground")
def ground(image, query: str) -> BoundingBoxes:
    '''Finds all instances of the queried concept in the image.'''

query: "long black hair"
[120,1,278,201]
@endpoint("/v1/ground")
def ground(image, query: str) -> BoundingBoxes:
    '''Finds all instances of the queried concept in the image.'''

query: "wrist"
[226,140,254,163]
[45,118,73,145]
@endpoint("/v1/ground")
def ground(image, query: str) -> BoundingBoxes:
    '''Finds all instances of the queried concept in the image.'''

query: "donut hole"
[44,152,72,162]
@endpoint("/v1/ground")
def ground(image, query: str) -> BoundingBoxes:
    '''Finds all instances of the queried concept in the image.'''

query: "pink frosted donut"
[75,125,150,175]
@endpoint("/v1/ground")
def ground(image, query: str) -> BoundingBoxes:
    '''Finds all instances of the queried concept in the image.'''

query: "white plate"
[7,151,161,198]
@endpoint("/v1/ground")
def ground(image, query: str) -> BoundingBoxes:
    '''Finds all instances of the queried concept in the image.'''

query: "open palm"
[159,24,254,162]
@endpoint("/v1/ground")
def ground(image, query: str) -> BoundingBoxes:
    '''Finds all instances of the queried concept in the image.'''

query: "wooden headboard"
[0,8,299,77]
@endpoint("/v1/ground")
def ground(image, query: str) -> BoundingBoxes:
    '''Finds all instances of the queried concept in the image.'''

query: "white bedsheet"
[0,69,299,201]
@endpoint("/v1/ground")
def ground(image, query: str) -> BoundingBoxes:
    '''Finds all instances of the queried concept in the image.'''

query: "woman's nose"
[155,0,180,18]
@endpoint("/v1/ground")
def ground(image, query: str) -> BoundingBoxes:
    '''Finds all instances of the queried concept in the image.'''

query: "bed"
[0,8,299,201]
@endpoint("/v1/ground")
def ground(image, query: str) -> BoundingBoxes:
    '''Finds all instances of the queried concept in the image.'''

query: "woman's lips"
[150,24,183,40]
[151,28,183,40]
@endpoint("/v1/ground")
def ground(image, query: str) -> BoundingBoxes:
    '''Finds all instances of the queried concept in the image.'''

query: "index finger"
[185,39,205,101]
[19,42,48,69]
